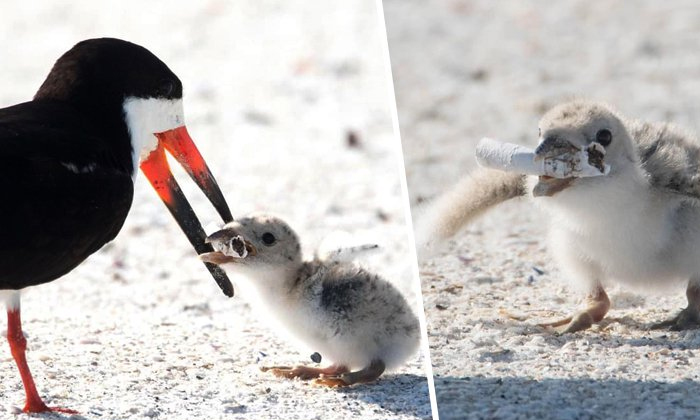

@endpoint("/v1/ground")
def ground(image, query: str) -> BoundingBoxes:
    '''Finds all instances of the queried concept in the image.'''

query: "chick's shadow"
[434,375,700,420]
[462,314,700,350]
[336,373,433,420]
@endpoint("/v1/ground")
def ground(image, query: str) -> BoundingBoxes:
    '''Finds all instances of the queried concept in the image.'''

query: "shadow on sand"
[435,375,700,420]
[339,373,433,419]
[434,316,700,420]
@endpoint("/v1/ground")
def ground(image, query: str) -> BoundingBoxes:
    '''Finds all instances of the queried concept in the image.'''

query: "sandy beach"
[0,1,431,419]
[384,1,700,419]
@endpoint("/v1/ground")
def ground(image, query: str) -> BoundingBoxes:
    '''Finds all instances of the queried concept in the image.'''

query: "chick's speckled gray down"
[295,259,420,369]
[418,100,700,333]
[201,214,420,386]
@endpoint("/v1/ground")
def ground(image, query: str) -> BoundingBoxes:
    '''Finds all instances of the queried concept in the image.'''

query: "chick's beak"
[199,251,237,265]
[139,125,234,297]
[532,175,574,197]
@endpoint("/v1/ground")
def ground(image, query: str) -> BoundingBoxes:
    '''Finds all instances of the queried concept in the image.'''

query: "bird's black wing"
[0,101,134,289]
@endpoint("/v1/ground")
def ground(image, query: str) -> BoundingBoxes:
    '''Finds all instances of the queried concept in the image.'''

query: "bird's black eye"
[261,232,276,246]
[595,129,612,147]
[157,79,175,97]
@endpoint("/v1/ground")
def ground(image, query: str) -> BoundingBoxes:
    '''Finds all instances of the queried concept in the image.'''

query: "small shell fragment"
[475,137,610,178]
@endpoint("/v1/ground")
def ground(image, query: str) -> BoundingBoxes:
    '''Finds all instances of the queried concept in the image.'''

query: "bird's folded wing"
[0,101,130,171]
[0,102,134,289]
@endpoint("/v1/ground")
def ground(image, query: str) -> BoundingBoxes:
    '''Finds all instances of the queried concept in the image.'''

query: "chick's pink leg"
[260,364,349,380]
[314,360,386,387]
[652,281,700,330]
[539,285,610,333]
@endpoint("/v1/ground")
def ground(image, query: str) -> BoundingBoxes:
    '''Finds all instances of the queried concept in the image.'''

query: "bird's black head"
[33,38,187,177]
[31,38,235,297]
[35,38,182,105]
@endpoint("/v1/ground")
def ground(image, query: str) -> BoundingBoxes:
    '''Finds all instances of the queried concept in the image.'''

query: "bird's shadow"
[334,373,433,419]
[8,411,89,420]
[7,374,432,420]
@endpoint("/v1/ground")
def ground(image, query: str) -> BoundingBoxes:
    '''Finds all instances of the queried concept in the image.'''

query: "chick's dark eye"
[595,129,612,147]
[261,232,276,246]
[157,79,175,97]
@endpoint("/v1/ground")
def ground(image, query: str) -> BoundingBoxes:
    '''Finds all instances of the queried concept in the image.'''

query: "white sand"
[0,1,431,419]
[384,1,700,419]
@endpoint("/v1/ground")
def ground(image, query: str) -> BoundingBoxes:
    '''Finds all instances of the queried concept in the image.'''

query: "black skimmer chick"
[201,214,421,387]
[416,100,700,333]
[0,38,234,413]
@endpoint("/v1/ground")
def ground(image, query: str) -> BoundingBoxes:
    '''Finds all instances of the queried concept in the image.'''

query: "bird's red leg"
[6,307,77,414]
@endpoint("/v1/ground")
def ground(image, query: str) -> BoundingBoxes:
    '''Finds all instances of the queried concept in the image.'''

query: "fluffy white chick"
[417,100,700,333]
[201,214,420,386]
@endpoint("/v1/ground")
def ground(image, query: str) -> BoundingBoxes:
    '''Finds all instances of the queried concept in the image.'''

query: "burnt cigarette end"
[229,236,246,257]
[587,142,606,173]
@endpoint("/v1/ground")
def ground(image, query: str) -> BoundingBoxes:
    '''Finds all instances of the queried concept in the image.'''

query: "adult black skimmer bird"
[0,38,234,413]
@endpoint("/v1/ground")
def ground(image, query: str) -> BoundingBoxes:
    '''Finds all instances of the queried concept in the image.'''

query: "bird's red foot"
[6,308,79,415]
[25,406,79,415]
[23,398,78,414]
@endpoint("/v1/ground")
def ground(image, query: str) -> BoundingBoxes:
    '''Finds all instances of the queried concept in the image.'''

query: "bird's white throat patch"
[122,97,185,177]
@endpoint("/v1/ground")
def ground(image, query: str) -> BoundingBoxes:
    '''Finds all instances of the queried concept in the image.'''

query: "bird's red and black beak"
[140,125,235,297]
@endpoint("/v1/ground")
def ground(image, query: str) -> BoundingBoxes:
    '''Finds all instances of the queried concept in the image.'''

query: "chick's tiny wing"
[632,120,700,199]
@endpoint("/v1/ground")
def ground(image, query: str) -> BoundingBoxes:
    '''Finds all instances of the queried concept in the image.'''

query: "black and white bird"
[0,38,234,413]
[201,214,421,386]
[417,100,700,333]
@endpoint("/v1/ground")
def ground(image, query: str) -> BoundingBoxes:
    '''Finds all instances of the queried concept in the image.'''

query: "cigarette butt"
[475,137,543,175]
[475,137,609,178]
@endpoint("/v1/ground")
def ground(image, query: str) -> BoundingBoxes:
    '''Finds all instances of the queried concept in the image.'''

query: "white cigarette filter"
[475,137,610,178]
